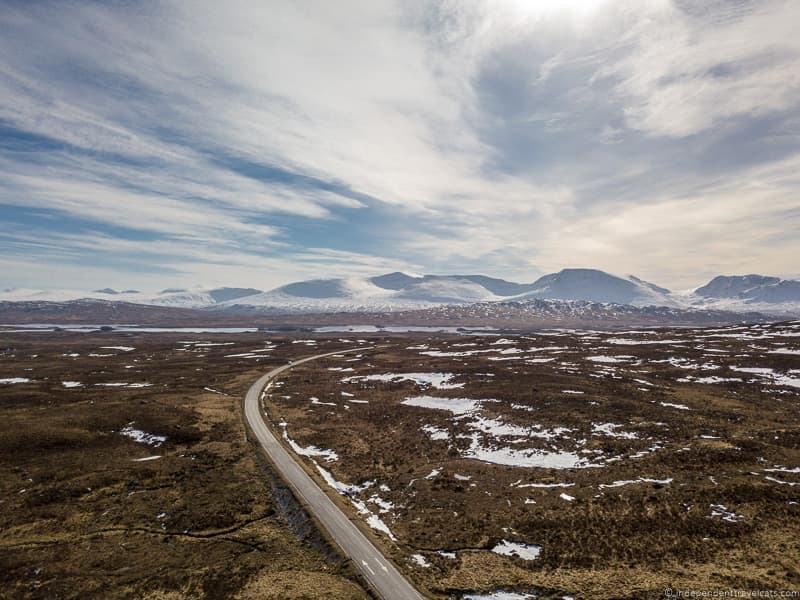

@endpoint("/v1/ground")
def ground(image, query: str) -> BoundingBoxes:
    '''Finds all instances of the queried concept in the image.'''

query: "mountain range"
[3,269,800,316]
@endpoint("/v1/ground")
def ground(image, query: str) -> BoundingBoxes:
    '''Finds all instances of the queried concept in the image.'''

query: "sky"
[1,0,799,293]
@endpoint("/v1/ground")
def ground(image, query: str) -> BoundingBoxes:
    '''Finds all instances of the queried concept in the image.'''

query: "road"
[244,348,426,600]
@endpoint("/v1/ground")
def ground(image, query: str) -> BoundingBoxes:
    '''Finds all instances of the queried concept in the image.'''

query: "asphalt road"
[244,348,426,600]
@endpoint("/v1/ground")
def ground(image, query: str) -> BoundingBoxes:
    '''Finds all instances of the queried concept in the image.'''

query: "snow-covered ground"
[403,395,605,469]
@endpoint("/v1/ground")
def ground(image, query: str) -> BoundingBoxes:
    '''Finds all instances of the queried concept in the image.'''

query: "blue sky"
[1,0,799,292]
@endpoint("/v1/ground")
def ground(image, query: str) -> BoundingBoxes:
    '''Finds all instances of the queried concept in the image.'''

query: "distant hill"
[512,268,674,306]
[689,274,800,315]
[695,275,800,303]
[0,297,778,329]
[3,270,799,317]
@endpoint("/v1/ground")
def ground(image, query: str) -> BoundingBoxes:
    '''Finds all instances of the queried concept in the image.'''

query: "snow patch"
[120,424,166,447]
[410,554,430,568]
[464,592,537,600]
[659,401,691,410]
[425,468,441,480]
[592,422,639,439]
[600,477,673,489]
[465,434,595,470]
[587,355,633,363]
[281,424,339,462]
[403,396,484,415]
[97,382,152,388]
[709,504,745,523]
[491,540,542,561]
[343,372,464,389]
[677,376,741,385]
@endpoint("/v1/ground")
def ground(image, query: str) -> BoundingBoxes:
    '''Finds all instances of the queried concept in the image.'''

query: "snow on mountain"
[129,287,264,308]
[205,288,262,303]
[0,286,263,309]
[369,272,421,291]
[695,275,779,299]
[144,290,218,308]
[273,277,387,300]
[221,270,677,313]
[688,275,800,316]
[369,273,532,297]
[628,275,671,296]
[748,280,800,303]
[93,287,141,295]
[0,288,100,302]
[695,275,800,303]
[395,277,500,303]
[510,269,676,307]
[220,277,424,312]
[4,271,799,316]
[452,275,536,297]
[215,275,504,312]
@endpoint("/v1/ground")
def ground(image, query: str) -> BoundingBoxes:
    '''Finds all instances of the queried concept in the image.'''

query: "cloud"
[599,0,800,138]
[0,0,798,291]
[531,152,800,288]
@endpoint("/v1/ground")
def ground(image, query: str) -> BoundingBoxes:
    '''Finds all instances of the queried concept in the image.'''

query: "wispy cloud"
[1,0,798,290]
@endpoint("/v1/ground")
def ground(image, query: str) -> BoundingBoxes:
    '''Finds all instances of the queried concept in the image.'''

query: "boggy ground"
[264,322,800,599]
[0,331,371,599]
[2,323,799,599]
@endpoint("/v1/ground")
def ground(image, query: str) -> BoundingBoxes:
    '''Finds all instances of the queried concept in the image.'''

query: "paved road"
[244,348,426,600]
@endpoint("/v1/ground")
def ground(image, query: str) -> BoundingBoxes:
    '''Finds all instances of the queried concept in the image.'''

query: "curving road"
[244,348,426,600]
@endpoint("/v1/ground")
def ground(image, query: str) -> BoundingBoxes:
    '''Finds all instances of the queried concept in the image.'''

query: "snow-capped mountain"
[3,270,799,316]
[370,272,534,297]
[217,275,504,312]
[220,277,421,312]
[687,274,800,315]
[218,269,675,313]
[148,287,262,306]
[695,275,778,299]
[510,268,675,306]
[694,275,800,303]
[389,276,502,303]
[0,286,264,308]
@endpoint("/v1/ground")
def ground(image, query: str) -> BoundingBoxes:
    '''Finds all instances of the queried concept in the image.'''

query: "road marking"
[361,559,376,576]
